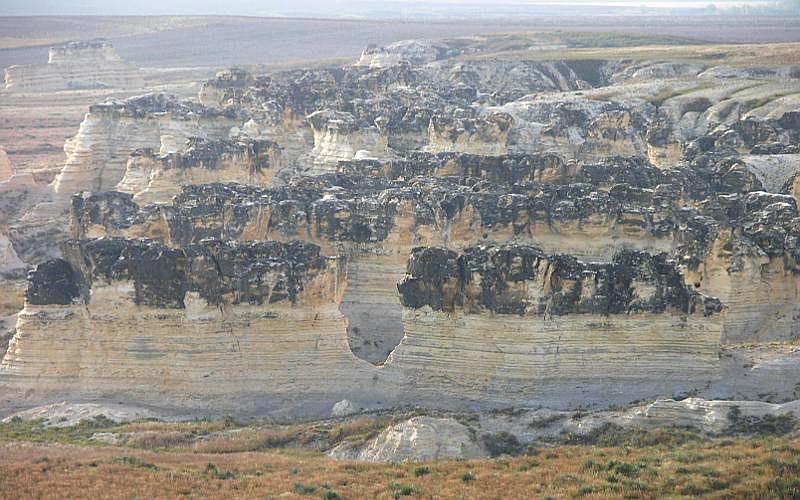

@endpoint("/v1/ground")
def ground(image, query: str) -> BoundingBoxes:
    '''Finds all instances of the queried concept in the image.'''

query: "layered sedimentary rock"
[1,238,383,414]
[5,34,800,417]
[0,234,25,276]
[307,110,390,172]
[388,245,723,408]
[4,39,144,92]
[52,94,238,195]
[115,137,281,204]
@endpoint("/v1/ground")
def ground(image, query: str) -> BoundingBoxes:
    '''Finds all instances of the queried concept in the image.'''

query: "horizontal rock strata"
[52,93,238,195]
[4,34,800,417]
[4,39,144,92]
[116,137,281,204]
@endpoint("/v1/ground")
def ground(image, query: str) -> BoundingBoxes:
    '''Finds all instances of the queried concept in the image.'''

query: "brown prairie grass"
[1,430,800,499]
[471,42,800,68]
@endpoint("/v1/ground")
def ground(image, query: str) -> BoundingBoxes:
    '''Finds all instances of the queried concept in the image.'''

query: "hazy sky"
[0,0,781,16]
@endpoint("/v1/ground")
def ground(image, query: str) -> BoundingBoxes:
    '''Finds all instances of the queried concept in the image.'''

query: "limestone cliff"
[52,94,238,195]
[386,245,723,408]
[1,239,384,414]
[4,34,800,418]
[116,137,281,204]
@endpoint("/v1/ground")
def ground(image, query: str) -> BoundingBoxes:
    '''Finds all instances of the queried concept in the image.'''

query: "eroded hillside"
[2,33,800,422]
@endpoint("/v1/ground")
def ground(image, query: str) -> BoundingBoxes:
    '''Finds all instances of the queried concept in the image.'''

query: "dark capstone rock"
[70,191,142,237]
[397,247,460,311]
[131,137,279,172]
[711,158,764,194]
[89,93,238,120]
[26,259,80,305]
[57,238,328,309]
[398,244,721,317]
[778,111,800,130]
[185,239,326,306]
[750,142,800,155]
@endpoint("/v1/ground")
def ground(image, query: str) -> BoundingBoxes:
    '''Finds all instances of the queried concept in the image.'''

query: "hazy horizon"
[1,0,795,17]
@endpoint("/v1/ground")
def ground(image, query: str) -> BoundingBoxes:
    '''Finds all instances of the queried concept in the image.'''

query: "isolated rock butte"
[3,39,144,92]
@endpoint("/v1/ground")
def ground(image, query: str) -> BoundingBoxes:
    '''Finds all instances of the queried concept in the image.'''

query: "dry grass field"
[0,415,799,499]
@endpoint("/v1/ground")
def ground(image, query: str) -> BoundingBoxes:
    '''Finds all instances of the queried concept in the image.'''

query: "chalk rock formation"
[116,137,281,204]
[614,398,800,435]
[0,234,25,276]
[5,34,800,418]
[1,238,382,414]
[4,39,144,92]
[354,40,454,68]
[307,110,389,172]
[2,402,158,427]
[329,417,487,461]
[52,94,238,195]
[390,245,723,408]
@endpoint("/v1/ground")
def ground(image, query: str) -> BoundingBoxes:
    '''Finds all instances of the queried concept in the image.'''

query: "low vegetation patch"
[726,406,797,436]
[2,417,800,498]
[481,431,523,457]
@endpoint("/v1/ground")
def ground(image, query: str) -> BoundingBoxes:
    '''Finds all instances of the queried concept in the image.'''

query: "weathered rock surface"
[0,234,25,277]
[329,416,487,461]
[4,39,144,92]
[2,402,158,427]
[116,137,281,204]
[52,93,237,195]
[4,33,800,418]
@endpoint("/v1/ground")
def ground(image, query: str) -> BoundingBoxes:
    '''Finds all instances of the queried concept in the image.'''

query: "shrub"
[221,415,239,428]
[577,485,604,496]
[293,482,319,495]
[482,432,523,457]
[388,482,419,497]
[566,423,704,447]
[322,492,341,500]
[583,459,645,478]
[414,466,430,477]
[726,407,796,436]
[111,456,158,470]
[763,458,800,475]
[461,471,477,482]
[204,462,237,480]
[767,478,800,497]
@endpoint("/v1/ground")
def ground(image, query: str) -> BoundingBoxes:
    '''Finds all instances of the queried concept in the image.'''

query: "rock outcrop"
[329,416,488,461]
[4,39,144,92]
[4,34,800,418]
[52,94,238,195]
[0,234,25,277]
[1,238,384,415]
[116,137,281,204]
[390,245,724,408]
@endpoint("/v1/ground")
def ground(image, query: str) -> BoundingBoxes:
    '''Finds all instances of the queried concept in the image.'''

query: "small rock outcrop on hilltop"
[2,34,800,419]
[3,39,144,92]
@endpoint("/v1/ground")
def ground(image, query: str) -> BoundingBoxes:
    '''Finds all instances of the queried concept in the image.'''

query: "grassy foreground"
[1,416,799,499]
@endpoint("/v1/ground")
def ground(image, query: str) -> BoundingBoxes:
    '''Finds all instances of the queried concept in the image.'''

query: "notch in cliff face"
[339,256,407,365]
